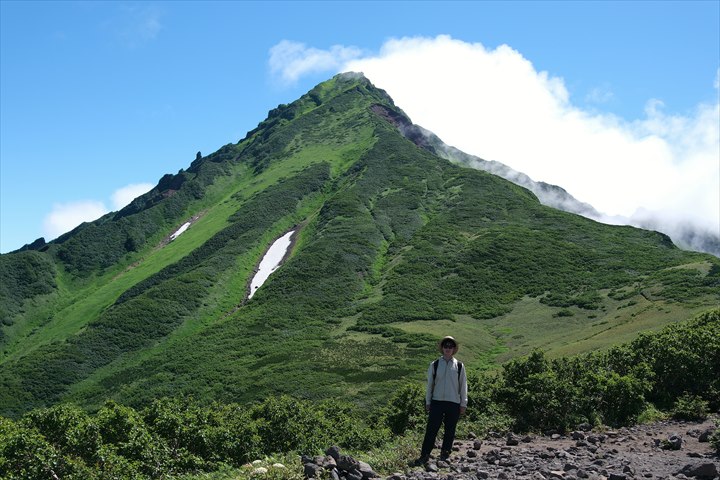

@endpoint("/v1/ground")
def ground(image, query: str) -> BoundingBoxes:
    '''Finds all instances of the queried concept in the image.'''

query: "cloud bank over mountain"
[270,35,720,252]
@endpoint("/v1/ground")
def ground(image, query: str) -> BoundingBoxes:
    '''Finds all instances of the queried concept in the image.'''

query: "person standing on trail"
[414,335,468,465]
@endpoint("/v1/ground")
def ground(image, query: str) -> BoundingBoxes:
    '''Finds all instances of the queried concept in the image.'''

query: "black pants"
[421,400,461,457]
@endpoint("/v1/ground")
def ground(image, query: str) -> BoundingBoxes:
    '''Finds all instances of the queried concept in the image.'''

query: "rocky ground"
[304,418,719,480]
[400,417,719,480]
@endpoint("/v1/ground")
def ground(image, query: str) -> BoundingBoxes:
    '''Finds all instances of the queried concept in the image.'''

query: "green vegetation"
[1,72,718,423]
[1,309,717,479]
[0,251,57,340]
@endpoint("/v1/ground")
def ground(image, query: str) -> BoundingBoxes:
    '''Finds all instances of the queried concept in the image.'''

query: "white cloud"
[269,40,364,84]
[112,183,153,210]
[43,183,154,240]
[319,34,719,247]
[43,200,108,240]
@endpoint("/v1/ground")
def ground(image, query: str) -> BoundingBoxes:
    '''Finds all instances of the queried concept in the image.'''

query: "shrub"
[0,416,66,480]
[382,383,425,435]
[671,393,709,421]
[710,422,720,455]
[22,403,101,467]
[497,350,585,431]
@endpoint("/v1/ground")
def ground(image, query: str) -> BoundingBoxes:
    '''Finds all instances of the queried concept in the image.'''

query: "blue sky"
[1,1,718,253]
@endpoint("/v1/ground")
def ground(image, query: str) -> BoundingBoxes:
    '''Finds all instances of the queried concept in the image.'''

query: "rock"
[304,463,324,478]
[326,446,342,461]
[608,474,627,480]
[507,433,520,446]
[698,428,715,443]
[473,439,483,450]
[578,423,593,432]
[358,460,379,478]
[571,431,586,441]
[677,462,719,478]
[338,455,360,471]
[663,434,683,450]
[346,469,363,480]
[253,467,268,475]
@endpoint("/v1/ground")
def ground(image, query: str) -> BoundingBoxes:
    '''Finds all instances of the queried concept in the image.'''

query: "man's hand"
[425,404,431,413]
[460,407,466,416]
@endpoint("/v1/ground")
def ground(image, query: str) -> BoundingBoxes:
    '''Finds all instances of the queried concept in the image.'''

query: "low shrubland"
[2,308,717,479]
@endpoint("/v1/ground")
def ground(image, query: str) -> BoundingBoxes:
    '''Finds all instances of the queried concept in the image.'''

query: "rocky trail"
[305,418,718,480]
[404,417,719,480]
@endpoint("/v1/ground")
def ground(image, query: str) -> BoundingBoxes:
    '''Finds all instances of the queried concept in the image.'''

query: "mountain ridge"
[1,72,718,417]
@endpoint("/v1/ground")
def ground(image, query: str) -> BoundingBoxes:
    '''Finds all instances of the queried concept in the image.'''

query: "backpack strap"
[457,361,463,395]
[432,359,464,396]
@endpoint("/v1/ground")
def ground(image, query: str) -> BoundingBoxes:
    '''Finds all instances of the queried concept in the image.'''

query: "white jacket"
[425,356,468,408]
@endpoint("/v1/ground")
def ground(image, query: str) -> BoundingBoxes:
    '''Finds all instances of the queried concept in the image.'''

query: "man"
[414,335,468,465]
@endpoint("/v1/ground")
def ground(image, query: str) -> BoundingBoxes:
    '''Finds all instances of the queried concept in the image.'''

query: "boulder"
[677,462,719,479]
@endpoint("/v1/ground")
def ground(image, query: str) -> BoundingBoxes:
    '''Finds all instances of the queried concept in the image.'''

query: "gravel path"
[395,417,719,480]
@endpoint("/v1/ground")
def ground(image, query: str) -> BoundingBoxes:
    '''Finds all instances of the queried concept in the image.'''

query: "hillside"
[1,73,718,417]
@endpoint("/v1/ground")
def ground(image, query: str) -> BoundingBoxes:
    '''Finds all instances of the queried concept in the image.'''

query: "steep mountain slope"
[1,73,718,417]
[377,108,719,257]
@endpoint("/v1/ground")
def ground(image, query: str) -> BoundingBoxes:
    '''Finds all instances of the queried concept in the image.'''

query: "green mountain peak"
[1,74,718,417]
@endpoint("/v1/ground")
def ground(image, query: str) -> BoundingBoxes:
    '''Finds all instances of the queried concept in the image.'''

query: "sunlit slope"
[1,73,718,417]
[66,118,719,412]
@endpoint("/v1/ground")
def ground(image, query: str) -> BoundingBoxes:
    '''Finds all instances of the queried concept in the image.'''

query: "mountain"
[378,108,720,257]
[1,73,718,417]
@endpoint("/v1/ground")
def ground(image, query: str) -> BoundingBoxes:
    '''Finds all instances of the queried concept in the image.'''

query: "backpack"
[431,358,464,396]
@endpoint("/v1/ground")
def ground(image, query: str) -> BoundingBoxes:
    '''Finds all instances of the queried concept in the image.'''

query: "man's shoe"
[440,451,451,461]
[410,455,430,466]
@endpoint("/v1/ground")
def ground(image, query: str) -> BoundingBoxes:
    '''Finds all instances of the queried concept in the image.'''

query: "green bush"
[671,393,709,421]
[710,422,720,454]
[382,382,425,435]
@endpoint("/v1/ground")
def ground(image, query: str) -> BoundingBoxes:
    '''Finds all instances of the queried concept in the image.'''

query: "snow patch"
[170,222,191,241]
[249,230,295,299]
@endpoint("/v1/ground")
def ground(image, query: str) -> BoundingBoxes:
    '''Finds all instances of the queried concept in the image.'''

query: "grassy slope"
[1,73,718,417]
[68,115,720,412]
